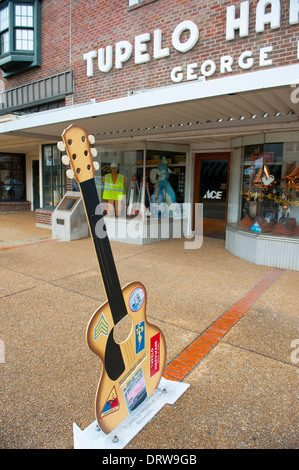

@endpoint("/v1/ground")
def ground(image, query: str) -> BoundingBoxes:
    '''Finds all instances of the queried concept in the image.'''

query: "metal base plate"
[73,377,189,449]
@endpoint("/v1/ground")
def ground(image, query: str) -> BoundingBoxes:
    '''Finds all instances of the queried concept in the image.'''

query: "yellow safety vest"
[102,173,126,201]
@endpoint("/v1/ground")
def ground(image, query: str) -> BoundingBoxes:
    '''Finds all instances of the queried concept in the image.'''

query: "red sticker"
[150,333,160,377]
[100,386,120,418]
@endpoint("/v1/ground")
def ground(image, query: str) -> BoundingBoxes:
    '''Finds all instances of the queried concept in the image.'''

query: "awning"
[0,64,298,151]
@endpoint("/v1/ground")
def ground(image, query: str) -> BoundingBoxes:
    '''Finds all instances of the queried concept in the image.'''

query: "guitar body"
[86,281,166,434]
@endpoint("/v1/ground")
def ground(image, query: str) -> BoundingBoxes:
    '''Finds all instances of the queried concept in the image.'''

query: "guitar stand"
[73,377,189,449]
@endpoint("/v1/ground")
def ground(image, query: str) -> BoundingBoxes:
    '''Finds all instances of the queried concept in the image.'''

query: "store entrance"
[194,153,230,239]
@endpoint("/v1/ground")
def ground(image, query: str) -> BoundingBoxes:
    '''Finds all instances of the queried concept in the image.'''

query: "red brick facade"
[0,201,31,212]
[35,208,53,226]
[2,0,299,105]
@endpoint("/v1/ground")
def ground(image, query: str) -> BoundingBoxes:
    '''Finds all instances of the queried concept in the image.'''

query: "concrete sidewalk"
[0,212,298,449]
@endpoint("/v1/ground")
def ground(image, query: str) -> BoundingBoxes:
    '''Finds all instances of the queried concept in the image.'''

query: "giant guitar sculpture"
[58,125,166,434]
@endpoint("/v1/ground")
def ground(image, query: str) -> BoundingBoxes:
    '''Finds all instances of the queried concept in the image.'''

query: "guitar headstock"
[57,125,99,184]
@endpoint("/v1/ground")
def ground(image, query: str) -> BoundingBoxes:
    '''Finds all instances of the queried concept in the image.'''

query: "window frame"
[0,4,9,55]
[0,0,41,77]
[42,144,66,209]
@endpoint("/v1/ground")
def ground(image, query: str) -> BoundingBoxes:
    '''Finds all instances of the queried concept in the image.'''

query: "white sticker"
[129,287,145,312]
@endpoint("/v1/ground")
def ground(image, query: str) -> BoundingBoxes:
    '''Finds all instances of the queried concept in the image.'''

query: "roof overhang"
[0,64,299,151]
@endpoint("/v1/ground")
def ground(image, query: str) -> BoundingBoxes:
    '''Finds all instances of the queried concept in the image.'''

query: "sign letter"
[98,46,113,73]
[260,46,273,66]
[84,50,97,77]
[289,0,299,25]
[135,33,151,65]
[153,29,170,59]
[171,66,183,83]
[226,1,250,41]
[256,0,281,33]
[201,60,217,77]
[220,55,234,73]
[187,63,198,80]
[238,50,254,69]
[115,41,133,69]
[172,20,199,53]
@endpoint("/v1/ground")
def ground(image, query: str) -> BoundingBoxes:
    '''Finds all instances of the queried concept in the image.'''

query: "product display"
[94,144,187,220]
[239,143,299,237]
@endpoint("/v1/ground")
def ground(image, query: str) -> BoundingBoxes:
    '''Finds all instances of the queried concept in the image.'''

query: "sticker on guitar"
[135,321,145,354]
[58,125,166,434]
[100,386,120,418]
[129,287,145,312]
[122,366,148,414]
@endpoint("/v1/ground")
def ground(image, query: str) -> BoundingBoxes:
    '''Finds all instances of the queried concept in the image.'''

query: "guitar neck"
[79,178,127,325]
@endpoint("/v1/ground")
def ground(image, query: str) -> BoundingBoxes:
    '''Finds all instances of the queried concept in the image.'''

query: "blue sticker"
[135,321,145,354]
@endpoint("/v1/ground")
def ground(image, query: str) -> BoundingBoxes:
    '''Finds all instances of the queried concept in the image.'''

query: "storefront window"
[239,142,299,236]
[94,142,187,218]
[42,144,66,207]
[0,153,26,201]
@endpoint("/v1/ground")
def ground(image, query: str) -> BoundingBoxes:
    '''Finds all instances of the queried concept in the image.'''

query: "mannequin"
[102,162,126,216]
[157,156,176,204]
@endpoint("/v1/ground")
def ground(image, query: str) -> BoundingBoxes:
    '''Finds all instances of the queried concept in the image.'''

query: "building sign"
[84,0,299,82]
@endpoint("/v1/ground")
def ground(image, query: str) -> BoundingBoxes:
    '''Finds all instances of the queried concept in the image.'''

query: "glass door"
[32,160,40,210]
[194,153,230,239]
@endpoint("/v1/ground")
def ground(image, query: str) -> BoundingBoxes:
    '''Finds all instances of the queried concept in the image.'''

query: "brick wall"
[35,208,53,226]
[65,0,299,104]
[0,202,31,212]
[2,0,299,105]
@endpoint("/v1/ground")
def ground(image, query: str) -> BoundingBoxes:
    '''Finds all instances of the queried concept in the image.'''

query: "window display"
[0,153,25,201]
[95,142,187,219]
[239,142,299,236]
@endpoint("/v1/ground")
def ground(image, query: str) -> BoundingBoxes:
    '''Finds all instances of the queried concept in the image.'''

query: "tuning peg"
[61,155,70,165]
[88,135,95,144]
[66,169,75,179]
[93,162,100,171]
[91,148,97,158]
[57,141,66,152]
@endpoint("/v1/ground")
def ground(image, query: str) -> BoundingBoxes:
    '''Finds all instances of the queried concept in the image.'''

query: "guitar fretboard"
[80,178,127,325]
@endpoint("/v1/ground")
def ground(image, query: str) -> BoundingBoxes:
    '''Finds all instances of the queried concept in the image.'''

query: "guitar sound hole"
[113,315,132,344]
